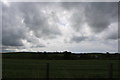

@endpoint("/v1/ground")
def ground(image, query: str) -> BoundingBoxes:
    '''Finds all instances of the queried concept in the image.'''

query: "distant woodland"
[2,51,120,60]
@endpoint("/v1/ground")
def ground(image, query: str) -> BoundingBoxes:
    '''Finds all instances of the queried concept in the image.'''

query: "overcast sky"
[1,2,119,53]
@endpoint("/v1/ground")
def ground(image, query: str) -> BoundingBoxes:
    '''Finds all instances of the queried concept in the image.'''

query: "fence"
[2,60,119,79]
[45,63,118,79]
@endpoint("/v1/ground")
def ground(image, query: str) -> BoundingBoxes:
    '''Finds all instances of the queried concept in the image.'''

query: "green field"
[2,59,120,78]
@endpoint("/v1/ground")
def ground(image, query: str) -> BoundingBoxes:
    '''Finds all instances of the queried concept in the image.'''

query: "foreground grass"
[2,59,120,78]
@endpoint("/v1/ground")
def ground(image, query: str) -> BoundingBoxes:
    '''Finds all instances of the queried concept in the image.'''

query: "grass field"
[2,59,120,78]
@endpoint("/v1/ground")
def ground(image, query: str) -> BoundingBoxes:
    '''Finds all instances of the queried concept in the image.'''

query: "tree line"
[2,51,120,60]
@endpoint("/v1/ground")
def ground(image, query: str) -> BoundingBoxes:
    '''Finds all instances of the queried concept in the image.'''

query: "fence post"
[46,63,49,80]
[109,63,113,79]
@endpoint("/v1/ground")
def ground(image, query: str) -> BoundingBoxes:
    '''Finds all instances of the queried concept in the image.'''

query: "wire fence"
[2,61,120,79]
[45,63,119,79]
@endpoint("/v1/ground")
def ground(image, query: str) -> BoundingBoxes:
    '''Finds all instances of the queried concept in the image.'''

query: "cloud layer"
[2,2,118,52]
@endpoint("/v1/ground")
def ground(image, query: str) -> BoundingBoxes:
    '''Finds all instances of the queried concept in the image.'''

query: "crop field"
[2,58,120,79]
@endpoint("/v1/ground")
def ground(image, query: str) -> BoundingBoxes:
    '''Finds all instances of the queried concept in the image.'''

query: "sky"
[1,2,119,53]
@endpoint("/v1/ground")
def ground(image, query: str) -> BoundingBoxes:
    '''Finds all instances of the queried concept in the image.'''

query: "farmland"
[2,52,120,79]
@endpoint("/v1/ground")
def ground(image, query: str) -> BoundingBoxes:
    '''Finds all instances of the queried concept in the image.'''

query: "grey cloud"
[61,2,118,43]
[2,2,118,52]
[85,2,118,33]
[61,2,84,10]
[119,39,120,52]
[2,2,61,47]
[2,3,27,46]
[118,2,120,39]
[2,45,22,52]
[19,2,61,39]
[70,35,87,43]
[70,9,85,31]
[31,45,45,48]
[0,2,2,47]
[61,2,86,31]
[26,36,46,48]
[2,49,15,53]
[106,32,118,40]
[105,28,119,40]
[61,2,118,33]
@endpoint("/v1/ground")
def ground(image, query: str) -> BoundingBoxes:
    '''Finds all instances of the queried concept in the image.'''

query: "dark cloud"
[62,2,118,33]
[61,2,84,10]
[119,39,120,52]
[2,2,61,47]
[70,35,87,43]
[85,2,118,33]
[106,32,118,40]
[2,3,27,46]
[61,2,118,43]
[105,27,119,40]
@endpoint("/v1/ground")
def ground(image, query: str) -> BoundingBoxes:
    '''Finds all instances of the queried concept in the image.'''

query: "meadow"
[2,58,120,79]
